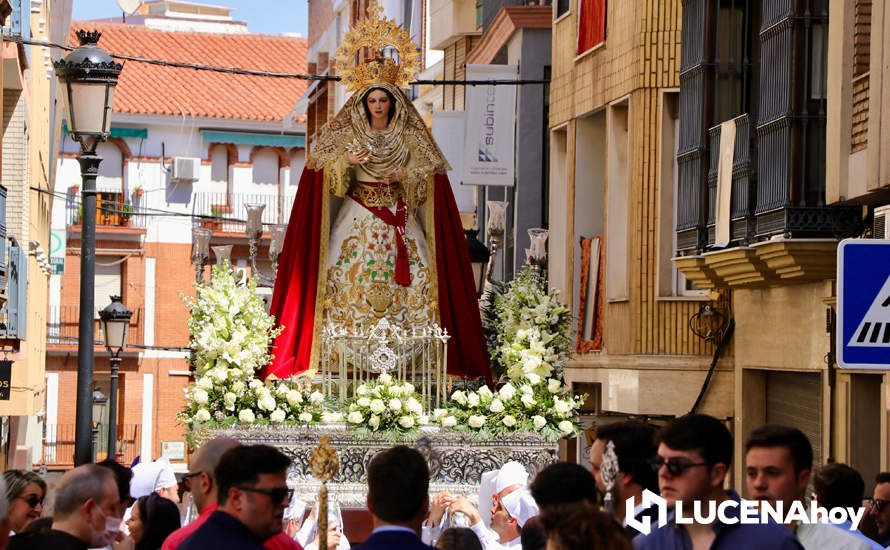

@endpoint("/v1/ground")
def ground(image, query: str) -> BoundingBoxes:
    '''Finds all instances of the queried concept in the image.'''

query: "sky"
[72,0,308,37]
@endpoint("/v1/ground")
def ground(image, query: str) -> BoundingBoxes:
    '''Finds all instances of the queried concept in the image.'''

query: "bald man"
[162,438,302,550]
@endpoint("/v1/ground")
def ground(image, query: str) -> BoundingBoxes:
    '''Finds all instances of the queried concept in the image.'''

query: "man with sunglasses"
[179,444,295,550]
[745,424,872,549]
[869,473,890,548]
[634,414,801,549]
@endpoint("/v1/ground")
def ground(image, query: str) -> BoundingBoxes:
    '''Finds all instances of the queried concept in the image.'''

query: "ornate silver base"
[206,425,558,507]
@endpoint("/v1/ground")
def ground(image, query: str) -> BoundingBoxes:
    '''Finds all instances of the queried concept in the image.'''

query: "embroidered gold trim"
[350,182,401,207]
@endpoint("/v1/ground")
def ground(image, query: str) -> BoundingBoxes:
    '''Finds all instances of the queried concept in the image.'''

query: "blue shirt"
[179,510,266,550]
[833,520,884,550]
[633,492,803,550]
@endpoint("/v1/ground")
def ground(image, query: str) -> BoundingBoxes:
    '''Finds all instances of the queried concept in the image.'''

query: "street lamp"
[91,388,108,462]
[99,295,132,459]
[55,29,122,466]
[464,229,490,297]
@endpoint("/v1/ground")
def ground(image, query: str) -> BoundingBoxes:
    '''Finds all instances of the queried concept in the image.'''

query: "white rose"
[499,384,517,400]
[357,397,371,408]
[270,409,286,423]
[356,384,370,396]
[502,415,517,427]
[553,399,571,415]
[194,408,211,423]
[533,415,547,430]
[390,385,403,397]
[548,379,563,393]
[398,415,415,429]
[298,412,313,423]
[368,415,381,430]
[212,368,228,382]
[521,394,536,408]
[442,415,457,428]
[309,391,325,405]
[192,388,209,405]
[223,392,237,410]
[259,395,277,412]
[451,391,467,405]
[388,398,402,411]
[558,420,575,434]
[379,373,393,385]
[249,378,263,389]
[406,397,423,414]
[276,384,289,396]
[478,386,493,400]
[467,393,480,407]
[231,380,246,395]
[468,415,486,429]
[286,390,303,406]
[520,384,534,395]
[322,412,344,423]
[197,377,213,390]
[526,373,542,385]
[404,383,415,394]
[489,398,505,413]
[347,411,364,424]
[432,408,447,421]
[370,399,386,414]
[419,415,430,425]
[238,408,256,423]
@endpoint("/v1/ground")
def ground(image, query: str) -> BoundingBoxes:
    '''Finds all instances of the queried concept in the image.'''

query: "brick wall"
[309,0,336,48]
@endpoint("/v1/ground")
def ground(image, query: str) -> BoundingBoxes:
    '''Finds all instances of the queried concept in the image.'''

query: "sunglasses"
[17,495,44,508]
[181,471,204,490]
[649,456,708,477]
[867,498,890,513]
[235,485,293,504]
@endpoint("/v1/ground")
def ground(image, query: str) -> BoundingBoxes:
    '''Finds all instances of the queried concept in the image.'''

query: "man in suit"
[356,446,436,549]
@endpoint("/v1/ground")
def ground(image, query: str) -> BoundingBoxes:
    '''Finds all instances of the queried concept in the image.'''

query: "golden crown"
[333,3,420,92]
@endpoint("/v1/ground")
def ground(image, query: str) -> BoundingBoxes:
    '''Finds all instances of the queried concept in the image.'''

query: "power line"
[6,36,549,86]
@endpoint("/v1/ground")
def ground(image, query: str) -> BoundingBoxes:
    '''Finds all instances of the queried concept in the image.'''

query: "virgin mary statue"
[263,5,490,382]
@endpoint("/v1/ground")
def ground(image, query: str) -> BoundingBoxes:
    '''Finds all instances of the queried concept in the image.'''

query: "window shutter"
[4,242,26,339]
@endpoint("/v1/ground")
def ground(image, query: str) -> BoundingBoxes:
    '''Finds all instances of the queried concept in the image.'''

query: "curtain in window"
[577,0,606,54]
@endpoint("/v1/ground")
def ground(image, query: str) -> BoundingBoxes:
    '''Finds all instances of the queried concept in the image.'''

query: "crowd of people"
[0,414,885,549]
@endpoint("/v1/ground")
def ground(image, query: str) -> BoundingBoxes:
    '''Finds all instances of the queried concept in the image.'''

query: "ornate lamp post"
[98,296,132,459]
[54,30,122,466]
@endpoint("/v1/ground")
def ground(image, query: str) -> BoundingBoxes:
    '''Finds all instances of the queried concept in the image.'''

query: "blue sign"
[838,239,890,369]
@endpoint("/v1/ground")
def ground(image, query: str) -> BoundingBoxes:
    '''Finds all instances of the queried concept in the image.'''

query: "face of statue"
[366,89,392,127]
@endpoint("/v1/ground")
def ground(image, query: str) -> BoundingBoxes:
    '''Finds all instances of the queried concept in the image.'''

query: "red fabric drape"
[262,169,492,385]
[577,0,606,54]
[432,173,492,384]
[262,168,325,379]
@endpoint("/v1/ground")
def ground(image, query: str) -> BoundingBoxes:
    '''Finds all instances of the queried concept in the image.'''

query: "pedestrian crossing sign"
[838,239,890,369]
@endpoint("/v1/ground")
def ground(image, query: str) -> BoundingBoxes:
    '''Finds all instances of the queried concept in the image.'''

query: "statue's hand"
[347,148,370,165]
[382,166,405,183]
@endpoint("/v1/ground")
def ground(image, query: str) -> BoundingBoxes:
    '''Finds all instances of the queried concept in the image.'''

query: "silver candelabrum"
[483,200,508,286]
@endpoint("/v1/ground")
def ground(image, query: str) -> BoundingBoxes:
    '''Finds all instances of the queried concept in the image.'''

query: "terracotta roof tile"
[72,22,308,123]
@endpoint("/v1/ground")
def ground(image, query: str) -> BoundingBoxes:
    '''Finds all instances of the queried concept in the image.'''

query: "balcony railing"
[47,305,144,346]
[193,192,296,234]
[66,190,147,229]
[42,423,141,468]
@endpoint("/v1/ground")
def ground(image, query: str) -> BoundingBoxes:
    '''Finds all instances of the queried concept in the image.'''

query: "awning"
[201,130,305,149]
[61,123,148,140]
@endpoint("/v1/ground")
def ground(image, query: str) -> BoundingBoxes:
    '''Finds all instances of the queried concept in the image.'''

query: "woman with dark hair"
[3,470,47,534]
[436,527,483,550]
[125,492,181,550]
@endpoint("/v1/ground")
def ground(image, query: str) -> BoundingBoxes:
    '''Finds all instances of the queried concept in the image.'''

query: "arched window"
[210,144,229,187]
[252,149,279,187]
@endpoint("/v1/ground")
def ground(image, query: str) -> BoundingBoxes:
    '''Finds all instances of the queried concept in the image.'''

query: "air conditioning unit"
[172,157,201,182]
[875,205,890,239]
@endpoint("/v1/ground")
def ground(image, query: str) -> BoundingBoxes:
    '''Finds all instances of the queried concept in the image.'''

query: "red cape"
[262,169,491,384]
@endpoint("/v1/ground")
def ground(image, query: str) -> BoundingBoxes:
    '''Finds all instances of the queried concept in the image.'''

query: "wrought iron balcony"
[47,305,143,347]
[66,190,146,230]
[192,192,295,234]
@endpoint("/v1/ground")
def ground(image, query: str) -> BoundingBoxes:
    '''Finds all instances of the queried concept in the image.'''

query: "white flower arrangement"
[483,266,571,381]
[344,373,426,436]
[442,375,583,439]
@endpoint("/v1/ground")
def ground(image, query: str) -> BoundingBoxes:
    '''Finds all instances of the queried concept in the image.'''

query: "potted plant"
[120,201,134,227]
[203,204,229,231]
[133,185,144,199]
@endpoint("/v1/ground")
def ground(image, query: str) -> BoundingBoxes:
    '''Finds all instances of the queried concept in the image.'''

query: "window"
[252,149,279,186]
[576,0,606,54]
[210,144,229,188]
[95,258,122,319]
[555,0,569,20]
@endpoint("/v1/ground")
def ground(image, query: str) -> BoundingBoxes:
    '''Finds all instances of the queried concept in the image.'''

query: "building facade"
[45,3,307,468]
[547,0,734,462]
